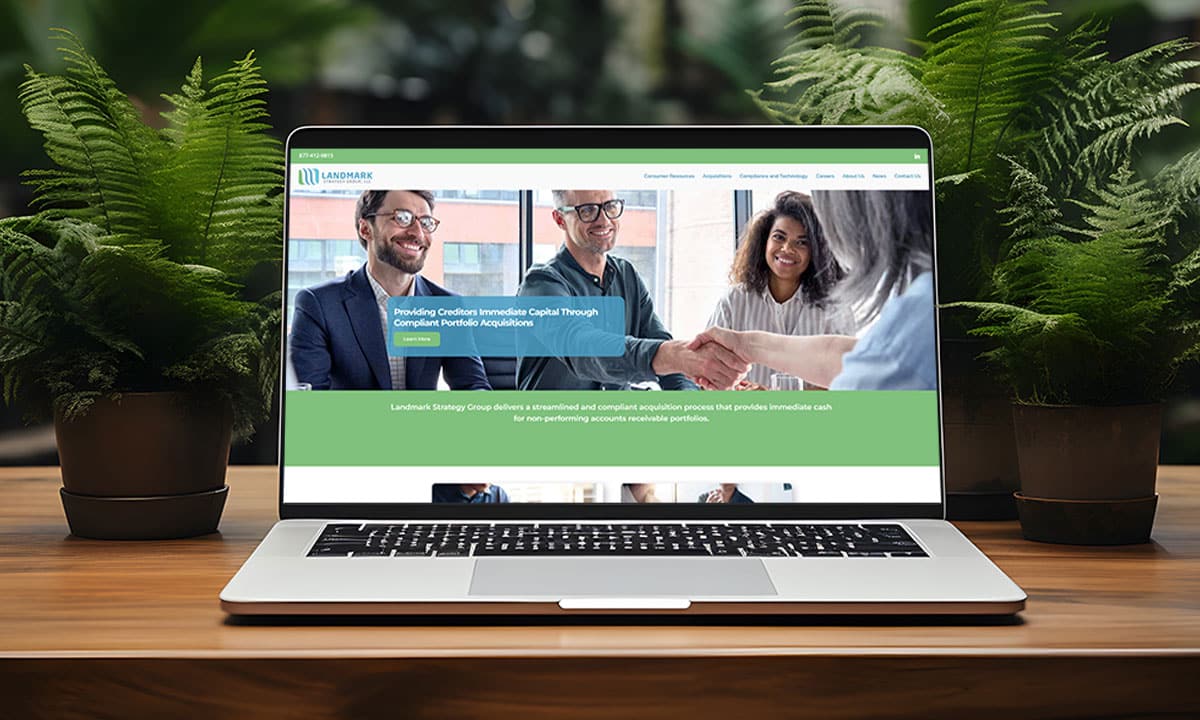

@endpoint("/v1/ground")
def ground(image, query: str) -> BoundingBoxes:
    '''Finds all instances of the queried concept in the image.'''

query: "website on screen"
[282,148,939,505]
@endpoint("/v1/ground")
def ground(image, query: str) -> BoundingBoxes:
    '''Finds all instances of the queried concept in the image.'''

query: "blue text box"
[387,296,625,357]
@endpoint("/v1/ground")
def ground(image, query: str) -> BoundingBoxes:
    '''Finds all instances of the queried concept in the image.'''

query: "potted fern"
[754,0,1200,519]
[951,159,1200,544]
[0,30,281,539]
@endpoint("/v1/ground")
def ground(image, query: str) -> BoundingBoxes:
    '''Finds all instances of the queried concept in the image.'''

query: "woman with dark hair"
[691,190,936,391]
[706,191,855,388]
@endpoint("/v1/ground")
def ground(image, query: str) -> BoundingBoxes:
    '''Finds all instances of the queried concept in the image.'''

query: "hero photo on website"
[283,148,939,506]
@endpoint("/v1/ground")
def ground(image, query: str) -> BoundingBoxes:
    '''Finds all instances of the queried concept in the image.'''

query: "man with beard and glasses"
[516,189,748,391]
[289,189,491,390]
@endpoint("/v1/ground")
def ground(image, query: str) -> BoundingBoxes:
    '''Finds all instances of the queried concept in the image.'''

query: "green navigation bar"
[290,148,929,164]
[283,390,940,467]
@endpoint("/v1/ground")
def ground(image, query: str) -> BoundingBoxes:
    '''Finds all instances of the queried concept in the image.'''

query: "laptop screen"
[281,128,941,516]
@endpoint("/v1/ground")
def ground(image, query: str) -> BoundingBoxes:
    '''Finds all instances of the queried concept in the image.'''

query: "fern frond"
[949,301,1093,345]
[160,58,206,147]
[0,301,48,366]
[999,156,1061,244]
[1156,145,1200,205]
[1083,115,1193,172]
[1065,165,1171,246]
[783,0,887,52]
[1173,242,1200,291]
[763,45,947,130]
[1025,37,1200,195]
[0,298,57,411]
[922,0,1060,175]
[18,29,163,237]
[0,222,62,305]
[156,51,282,278]
[75,246,249,366]
[163,294,279,440]
[44,351,121,421]
[165,331,263,439]
[934,170,982,187]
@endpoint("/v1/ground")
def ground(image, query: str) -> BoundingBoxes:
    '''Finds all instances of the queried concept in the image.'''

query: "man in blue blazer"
[289,189,491,391]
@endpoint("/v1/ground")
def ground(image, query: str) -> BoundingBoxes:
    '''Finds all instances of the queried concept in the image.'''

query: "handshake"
[654,327,751,391]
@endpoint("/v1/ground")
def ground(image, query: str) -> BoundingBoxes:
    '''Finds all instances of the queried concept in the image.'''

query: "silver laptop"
[220,126,1026,616]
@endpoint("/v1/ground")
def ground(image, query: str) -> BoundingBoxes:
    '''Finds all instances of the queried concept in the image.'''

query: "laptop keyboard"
[307,523,927,558]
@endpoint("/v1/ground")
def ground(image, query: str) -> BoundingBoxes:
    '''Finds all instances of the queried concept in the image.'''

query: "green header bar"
[290,148,929,164]
[284,390,939,467]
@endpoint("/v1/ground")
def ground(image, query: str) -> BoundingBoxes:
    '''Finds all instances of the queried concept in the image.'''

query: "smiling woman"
[705,191,856,388]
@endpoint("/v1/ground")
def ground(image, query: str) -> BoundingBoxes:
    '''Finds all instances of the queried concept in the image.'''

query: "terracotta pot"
[1011,403,1161,545]
[54,392,232,539]
[940,338,1019,520]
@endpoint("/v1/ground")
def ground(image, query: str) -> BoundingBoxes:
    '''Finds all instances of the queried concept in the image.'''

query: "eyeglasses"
[366,209,440,234]
[557,199,624,223]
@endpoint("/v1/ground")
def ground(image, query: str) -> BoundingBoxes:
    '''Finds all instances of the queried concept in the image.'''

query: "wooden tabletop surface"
[2,466,1198,719]
[1,465,1198,657]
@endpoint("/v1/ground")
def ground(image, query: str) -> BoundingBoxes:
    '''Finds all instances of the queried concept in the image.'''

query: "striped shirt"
[707,284,857,387]
[365,269,415,391]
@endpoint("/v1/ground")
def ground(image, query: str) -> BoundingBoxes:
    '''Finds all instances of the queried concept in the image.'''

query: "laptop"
[220,125,1026,615]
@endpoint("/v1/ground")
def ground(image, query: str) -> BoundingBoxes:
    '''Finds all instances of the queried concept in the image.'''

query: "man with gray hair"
[289,189,491,391]
[517,189,748,391]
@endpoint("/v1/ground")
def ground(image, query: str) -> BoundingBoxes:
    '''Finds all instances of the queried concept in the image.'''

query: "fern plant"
[0,30,281,439]
[949,160,1200,404]
[756,0,1200,405]
[755,0,1200,306]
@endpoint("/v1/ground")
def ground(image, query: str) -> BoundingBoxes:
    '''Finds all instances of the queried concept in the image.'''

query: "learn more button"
[393,332,441,348]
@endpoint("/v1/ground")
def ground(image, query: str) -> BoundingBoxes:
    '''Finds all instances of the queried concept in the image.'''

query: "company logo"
[297,167,320,186]
[295,167,374,188]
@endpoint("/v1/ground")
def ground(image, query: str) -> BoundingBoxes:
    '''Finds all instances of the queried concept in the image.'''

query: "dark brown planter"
[55,392,232,540]
[1011,403,1161,545]
[940,338,1019,520]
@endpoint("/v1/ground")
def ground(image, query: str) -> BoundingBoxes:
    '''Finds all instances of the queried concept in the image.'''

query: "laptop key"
[309,546,353,556]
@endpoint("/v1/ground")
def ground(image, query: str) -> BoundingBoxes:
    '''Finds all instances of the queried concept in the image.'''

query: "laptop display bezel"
[278,125,945,521]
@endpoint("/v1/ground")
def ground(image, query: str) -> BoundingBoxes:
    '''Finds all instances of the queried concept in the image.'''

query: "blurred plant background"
[1,0,1197,464]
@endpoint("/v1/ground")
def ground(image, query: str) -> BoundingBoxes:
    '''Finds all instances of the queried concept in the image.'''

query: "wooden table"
[1,466,1198,719]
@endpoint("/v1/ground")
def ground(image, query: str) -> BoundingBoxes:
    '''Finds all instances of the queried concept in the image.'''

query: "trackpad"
[469,558,776,597]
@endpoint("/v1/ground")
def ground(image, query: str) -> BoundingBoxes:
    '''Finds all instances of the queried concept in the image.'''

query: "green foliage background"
[0,0,1197,457]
